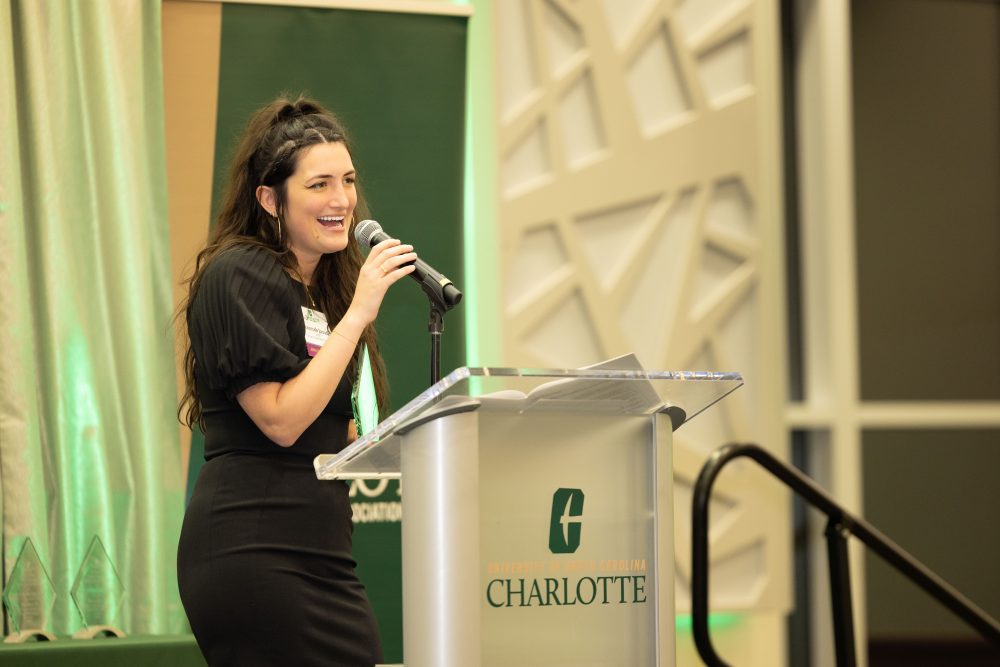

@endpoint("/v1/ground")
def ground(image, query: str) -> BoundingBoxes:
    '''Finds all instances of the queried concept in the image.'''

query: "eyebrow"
[305,170,356,181]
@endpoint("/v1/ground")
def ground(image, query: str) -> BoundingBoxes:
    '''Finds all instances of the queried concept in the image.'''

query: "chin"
[323,240,349,254]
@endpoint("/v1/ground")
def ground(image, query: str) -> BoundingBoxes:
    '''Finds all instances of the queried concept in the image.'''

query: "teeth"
[318,216,344,222]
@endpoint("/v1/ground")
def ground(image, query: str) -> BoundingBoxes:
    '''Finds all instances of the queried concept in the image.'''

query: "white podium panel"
[476,409,673,666]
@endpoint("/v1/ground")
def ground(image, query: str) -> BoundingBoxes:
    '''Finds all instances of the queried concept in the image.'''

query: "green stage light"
[675,612,743,633]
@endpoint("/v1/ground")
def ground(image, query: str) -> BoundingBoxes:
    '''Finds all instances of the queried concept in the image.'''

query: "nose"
[328,182,349,208]
[330,183,350,207]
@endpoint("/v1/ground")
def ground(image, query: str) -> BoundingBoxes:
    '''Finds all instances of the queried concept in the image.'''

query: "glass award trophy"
[2,538,57,643]
[70,536,126,638]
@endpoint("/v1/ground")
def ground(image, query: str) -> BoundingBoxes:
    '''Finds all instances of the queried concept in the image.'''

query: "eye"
[345,176,356,185]
[308,181,325,190]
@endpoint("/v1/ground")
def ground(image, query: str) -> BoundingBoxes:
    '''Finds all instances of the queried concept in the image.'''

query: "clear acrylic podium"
[315,361,742,667]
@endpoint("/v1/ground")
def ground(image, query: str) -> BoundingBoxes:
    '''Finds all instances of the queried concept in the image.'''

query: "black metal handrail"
[691,443,1000,667]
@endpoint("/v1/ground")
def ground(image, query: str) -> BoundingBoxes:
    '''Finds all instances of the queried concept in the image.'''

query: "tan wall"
[162,0,222,475]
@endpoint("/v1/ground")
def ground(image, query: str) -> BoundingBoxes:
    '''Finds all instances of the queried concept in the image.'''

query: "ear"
[256,185,277,217]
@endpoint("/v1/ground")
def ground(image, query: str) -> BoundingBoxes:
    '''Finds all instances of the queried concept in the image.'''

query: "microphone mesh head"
[354,219,382,248]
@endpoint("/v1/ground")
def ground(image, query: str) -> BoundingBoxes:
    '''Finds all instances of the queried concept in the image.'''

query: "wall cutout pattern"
[495,0,787,612]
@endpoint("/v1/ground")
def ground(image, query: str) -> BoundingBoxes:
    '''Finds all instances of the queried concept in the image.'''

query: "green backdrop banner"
[199,5,469,661]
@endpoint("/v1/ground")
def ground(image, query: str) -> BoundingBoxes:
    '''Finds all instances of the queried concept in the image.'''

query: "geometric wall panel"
[505,223,570,311]
[675,397,735,459]
[716,291,758,409]
[626,22,693,136]
[619,191,698,368]
[521,289,604,367]
[575,195,659,291]
[673,478,740,532]
[599,0,658,47]
[498,0,540,121]
[495,0,787,618]
[558,69,607,169]
[542,0,584,76]
[502,120,552,198]
[693,244,745,318]
[675,0,747,43]
[710,540,766,606]
[706,177,755,238]
[696,31,754,107]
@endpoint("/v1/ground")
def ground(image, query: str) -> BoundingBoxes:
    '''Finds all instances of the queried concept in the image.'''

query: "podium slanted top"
[315,357,742,481]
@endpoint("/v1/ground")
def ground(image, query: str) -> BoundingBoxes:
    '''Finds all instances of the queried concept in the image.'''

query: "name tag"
[301,306,329,357]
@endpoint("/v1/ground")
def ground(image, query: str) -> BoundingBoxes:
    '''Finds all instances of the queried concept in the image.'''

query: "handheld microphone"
[354,219,463,311]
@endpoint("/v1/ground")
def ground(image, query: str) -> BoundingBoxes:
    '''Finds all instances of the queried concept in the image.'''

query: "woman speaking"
[176,95,413,666]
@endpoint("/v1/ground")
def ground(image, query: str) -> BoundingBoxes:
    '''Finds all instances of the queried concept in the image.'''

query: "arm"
[237,239,415,446]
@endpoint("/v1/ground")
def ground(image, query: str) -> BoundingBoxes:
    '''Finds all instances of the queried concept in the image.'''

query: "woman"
[176,95,415,666]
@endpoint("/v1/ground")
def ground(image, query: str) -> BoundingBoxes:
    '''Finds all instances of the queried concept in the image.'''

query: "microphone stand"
[355,220,462,386]
[429,305,444,385]
[417,277,462,387]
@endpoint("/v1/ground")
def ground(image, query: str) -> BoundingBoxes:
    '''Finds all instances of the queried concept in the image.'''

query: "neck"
[298,264,317,286]
[291,248,320,285]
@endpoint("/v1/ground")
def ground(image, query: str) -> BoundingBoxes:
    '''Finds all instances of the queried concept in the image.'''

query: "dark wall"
[853,0,1000,401]
[851,0,1000,643]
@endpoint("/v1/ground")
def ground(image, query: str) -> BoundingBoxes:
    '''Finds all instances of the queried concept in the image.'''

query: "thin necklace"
[303,283,317,309]
[291,267,317,309]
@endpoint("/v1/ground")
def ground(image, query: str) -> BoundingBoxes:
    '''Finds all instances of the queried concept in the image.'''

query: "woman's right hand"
[343,238,417,328]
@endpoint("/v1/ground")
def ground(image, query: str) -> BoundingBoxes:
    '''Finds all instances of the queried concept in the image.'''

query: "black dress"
[177,245,383,667]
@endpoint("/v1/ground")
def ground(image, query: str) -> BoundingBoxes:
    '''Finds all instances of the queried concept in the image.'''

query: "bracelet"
[331,328,359,346]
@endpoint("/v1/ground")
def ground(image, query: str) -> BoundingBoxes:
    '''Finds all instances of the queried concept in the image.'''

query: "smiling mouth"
[317,216,345,229]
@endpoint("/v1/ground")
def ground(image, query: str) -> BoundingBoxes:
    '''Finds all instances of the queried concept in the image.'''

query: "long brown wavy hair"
[177,94,390,431]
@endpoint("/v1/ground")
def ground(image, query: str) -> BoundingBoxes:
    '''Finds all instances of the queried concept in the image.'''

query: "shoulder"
[201,244,297,298]
[186,243,309,395]
[204,243,285,283]
[192,244,300,321]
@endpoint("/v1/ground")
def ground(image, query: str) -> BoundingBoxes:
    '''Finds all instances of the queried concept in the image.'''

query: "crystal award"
[2,537,57,642]
[70,536,126,639]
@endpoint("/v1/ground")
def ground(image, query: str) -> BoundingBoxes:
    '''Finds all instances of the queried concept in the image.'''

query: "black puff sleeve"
[188,245,309,400]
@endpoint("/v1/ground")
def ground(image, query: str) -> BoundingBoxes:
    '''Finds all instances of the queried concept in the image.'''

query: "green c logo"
[549,488,585,554]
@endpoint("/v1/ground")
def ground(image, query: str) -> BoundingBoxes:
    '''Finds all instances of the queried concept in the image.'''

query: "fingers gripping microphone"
[354,219,463,312]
